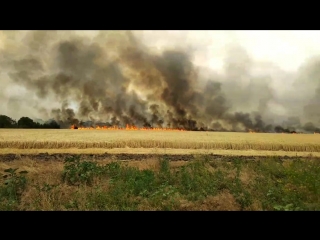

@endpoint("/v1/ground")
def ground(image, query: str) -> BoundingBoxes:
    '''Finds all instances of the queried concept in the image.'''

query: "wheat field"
[0,129,320,152]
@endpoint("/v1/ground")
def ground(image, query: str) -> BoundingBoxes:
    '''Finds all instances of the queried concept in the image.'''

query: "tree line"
[0,115,60,129]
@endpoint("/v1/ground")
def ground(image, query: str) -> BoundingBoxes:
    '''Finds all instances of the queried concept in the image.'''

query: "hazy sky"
[2,30,320,71]
[54,30,320,72]
[135,30,320,72]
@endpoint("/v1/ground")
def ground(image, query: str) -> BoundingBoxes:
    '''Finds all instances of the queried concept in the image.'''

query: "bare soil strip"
[1,148,320,158]
[1,152,319,162]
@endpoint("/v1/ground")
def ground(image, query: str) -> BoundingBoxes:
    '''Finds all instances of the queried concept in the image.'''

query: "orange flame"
[70,124,185,131]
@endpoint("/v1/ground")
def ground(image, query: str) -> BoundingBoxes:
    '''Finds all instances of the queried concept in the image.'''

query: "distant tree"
[50,120,60,129]
[42,120,60,129]
[17,117,37,128]
[0,115,17,128]
[0,115,61,129]
[43,120,60,129]
[274,126,284,133]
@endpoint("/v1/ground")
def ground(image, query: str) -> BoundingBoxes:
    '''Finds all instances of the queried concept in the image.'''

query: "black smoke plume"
[0,31,320,133]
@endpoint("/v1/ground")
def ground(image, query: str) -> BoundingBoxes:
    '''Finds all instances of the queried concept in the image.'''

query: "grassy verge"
[0,155,319,210]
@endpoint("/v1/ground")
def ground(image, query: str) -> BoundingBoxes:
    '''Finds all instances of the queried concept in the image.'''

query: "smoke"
[0,30,320,132]
[298,58,320,124]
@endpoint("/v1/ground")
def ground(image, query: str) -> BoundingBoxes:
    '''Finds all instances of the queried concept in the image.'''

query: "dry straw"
[1,129,320,152]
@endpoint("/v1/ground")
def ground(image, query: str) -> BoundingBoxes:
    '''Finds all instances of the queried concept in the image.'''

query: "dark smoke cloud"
[290,56,320,130]
[0,30,320,132]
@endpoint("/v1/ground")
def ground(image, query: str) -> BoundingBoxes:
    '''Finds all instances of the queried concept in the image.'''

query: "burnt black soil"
[0,152,318,162]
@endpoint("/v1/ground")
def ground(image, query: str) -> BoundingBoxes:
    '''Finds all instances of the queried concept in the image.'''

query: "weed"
[61,156,103,186]
[175,160,218,201]
[0,168,28,210]
[1,154,319,211]
[158,157,171,184]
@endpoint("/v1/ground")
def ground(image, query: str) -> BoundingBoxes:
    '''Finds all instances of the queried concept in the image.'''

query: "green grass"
[1,155,319,210]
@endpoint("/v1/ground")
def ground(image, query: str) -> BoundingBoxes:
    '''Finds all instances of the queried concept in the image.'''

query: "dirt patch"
[178,190,241,211]
[239,167,257,186]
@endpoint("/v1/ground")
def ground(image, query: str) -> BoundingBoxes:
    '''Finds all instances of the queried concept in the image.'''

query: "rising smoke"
[0,30,320,132]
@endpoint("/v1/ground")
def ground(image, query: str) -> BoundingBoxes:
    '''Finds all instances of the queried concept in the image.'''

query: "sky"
[66,30,320,72]
[135,30,320,72]
[2,30,320,69]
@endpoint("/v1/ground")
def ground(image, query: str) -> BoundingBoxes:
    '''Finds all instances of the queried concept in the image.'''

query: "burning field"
[1,30,320,157]
[70,124,185,131]
[1,31,320,134]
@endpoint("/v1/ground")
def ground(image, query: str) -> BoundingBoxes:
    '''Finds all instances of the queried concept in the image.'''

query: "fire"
[70,124,185,131]
[248,129,256,133]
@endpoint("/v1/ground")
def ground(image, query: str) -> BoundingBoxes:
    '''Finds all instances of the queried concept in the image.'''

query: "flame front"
[70,124,185,131]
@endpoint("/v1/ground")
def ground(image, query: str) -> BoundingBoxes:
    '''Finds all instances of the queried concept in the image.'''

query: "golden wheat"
[0,129,320,152]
